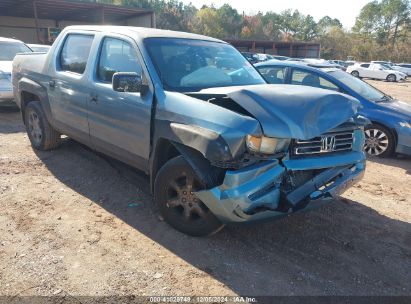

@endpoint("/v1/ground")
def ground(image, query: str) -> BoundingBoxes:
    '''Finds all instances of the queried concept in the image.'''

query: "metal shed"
[0,0,155,44]
[225,39,321,58]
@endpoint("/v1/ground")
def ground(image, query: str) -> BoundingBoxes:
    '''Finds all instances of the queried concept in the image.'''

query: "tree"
[353,0,410,45]
[216,4,243,39]
[317,16,343,35]
[191,6,224,38]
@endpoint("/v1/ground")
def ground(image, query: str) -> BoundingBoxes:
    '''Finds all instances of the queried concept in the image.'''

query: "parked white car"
[27,43,51,53]
[347,62,407,82]
[0,37,32,106]
[393,63,411,76]
[371,61,411,76]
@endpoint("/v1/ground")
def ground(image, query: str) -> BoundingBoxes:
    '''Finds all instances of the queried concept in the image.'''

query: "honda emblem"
[321,136,336,152]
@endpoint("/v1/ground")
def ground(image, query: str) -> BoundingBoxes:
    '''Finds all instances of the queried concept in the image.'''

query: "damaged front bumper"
[195,151,365,223]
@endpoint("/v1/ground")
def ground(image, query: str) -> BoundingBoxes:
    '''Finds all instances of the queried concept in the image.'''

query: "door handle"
[90,94,98,103]
[48,80,55,88]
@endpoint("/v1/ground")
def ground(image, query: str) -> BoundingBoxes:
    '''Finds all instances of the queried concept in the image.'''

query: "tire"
[351,70,360,78]
[364,124,395,157]
[154,156,224,236]
[386,74,396,82]
[24,101,61,150]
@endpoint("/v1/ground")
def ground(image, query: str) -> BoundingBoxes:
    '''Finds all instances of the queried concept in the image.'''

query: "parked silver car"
[0,37,32,106]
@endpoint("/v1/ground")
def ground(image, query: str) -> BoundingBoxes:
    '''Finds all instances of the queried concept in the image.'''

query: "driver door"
[87,36,153,170]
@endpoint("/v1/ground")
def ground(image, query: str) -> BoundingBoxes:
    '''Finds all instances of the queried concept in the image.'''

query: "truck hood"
[0,61,12,74]
[199,84,361,140]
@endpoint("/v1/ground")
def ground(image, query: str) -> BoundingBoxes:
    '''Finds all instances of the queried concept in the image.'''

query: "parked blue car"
[255,61,411,157]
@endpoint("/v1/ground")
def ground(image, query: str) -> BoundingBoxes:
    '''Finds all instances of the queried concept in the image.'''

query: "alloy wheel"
[387,74,396,82]
[28,111,43,146]
[351,71,359,78]
[364,128,389,156]
[165,172,209,222]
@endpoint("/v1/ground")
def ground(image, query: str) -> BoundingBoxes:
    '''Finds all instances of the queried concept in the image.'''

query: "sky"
[182,0,372,28]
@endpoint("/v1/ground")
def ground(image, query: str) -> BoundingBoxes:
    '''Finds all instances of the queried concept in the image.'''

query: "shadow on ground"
[367,154,411,175]
[0,107,24,134]
[31,138,411,296]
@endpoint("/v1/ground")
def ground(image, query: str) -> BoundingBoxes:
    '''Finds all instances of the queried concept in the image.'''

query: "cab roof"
[64,25,226,44]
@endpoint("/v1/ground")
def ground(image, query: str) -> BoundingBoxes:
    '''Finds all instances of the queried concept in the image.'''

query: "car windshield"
[0,42,32,61]
[144,38,265,92]
[329,70,388,102]
[380,64,392,70]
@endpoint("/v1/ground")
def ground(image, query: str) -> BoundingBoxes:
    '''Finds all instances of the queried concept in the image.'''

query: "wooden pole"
[33,1,42,43]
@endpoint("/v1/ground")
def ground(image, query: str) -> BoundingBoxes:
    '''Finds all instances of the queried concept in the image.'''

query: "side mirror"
[112,72,142,93]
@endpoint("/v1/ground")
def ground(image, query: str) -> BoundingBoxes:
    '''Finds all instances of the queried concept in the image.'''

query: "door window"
[97,37,142,83]
[59,34,94,74]
[257,66,286,84]
[291,69,339,91]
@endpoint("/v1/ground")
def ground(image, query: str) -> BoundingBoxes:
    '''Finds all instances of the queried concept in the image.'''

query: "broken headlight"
[246,135,290,154]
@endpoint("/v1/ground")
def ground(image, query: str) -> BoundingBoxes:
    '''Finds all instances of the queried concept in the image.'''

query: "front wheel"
[351,70,360,78]
[154,156,224,236]
[364,124,395,157]
[24,101,61,150]
[386,74,397,82]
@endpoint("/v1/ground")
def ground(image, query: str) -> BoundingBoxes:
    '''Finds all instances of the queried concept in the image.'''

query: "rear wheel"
[24,101,61,150]
[154,156,224,236]
[386,74,397,82]
[364,124,395,157]
[351,70,360,78]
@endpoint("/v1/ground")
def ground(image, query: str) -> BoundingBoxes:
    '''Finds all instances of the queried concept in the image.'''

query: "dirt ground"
[0,80,410,298]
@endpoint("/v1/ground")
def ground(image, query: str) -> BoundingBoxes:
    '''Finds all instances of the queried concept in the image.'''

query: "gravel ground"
[0,80,410,297]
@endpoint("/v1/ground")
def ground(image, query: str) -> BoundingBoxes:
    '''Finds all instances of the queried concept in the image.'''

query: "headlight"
[246,135,290,154]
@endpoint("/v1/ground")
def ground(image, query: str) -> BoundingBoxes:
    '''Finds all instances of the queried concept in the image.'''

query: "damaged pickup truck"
[12,26,367,236]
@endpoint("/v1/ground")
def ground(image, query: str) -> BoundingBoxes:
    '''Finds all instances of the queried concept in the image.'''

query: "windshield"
[379,64,392,70]
[0,42,32,61]
[329,70,388,102]
[144,38,265,92]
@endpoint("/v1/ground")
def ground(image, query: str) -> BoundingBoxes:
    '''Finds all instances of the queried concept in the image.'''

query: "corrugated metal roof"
[0,0,153,23]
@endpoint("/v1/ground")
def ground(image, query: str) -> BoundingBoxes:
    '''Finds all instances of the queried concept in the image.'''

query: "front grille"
[292,130,354,156]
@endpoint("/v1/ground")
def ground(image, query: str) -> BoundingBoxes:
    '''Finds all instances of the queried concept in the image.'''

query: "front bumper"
[195,151,365,223]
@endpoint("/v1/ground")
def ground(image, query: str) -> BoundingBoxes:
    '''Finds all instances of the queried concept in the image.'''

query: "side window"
[258,66,286,84]
[97,37,142,83]
[291,70,339,91]
[360,64,370,68]
[60,34,94,74]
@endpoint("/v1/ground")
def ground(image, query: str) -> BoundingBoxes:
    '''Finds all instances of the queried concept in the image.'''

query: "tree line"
[82,0,411,62]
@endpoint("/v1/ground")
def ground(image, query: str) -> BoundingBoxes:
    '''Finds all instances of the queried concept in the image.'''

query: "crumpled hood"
[200,84,361,140]
[0,61,12,74]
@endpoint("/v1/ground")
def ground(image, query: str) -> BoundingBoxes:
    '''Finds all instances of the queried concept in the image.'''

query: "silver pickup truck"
[12,26,367,236]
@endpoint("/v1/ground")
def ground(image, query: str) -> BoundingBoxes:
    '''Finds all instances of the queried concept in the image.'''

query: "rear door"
[47,33,94,142]
[87,35,153,170]
[290,69,340,92]
[257,66,287,84]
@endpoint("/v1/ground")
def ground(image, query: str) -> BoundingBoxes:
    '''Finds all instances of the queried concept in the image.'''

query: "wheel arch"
[149,138,224,194]
[369,120,398,147]
[18,78,53,125]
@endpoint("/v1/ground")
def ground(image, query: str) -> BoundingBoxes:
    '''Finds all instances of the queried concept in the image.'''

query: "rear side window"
[59,34,94,74]
[257,66,286,84]
[97,37,142,83]
[360,64,370,68]
[291,69,339,91]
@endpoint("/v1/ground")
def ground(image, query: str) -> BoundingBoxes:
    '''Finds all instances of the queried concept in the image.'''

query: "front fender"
[154,91,262,162]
